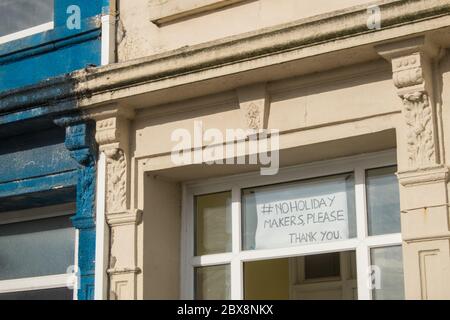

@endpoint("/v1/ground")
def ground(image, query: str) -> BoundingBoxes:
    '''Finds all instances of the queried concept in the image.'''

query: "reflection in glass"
[0,288,73,300]
[195,265,230,300]
[244,251,357,300]
[242,174,356,251]
[371,246,405,300]
[366,166,400,236]
[305,252,341,279]
[0,0,54,37]
[0,215,75,281]
[195,192,232,256]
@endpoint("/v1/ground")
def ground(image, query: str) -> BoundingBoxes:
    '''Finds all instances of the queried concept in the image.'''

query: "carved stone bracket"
[376,36,441,170]
[105,148,127,213]
[402,91,436,168]
[377,37,450,299]
[89,105,140,300]
[95,112,132,214]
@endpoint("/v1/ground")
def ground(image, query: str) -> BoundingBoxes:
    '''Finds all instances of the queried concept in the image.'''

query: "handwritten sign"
[254,177,349,249]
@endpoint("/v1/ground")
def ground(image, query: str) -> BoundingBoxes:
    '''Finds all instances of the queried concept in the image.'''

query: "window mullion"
[181,186,194,299]
[355,166,371,300]
[231,186,243,300]
[355,166,368,241]
[356,244,371,300]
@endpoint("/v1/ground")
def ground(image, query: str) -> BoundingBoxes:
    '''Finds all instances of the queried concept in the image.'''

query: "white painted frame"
[0,21,54,45]
[101,0,116,66]
[0,206,78,300]
[95,152,109,300]
[181,149,402,300]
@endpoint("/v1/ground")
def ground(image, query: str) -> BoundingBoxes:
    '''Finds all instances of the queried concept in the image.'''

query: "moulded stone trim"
[106,209,143,226]
[397,165,449,187]
[107,267,142,275]
[149,0,247,26]
[2,0,450,112]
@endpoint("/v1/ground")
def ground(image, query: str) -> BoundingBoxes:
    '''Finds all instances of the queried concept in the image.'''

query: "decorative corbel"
[377,36,450,300]
[90,105,141,300]
[95,115,130,214]
[376,36,442,171]
[54,114,97,300]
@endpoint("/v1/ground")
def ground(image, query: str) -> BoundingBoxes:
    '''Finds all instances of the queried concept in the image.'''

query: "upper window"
[0,0,54,44]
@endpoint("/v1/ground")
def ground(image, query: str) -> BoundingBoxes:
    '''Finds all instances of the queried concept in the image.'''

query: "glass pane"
[195,192,232,256]
[242,173,356,250]
[0,0,54,37]
[195,265,230,300]
[245,258,290,300]
[371,246,405,300]
[0,287,73,300]
[0,215,75,280]
[244,251,357,300]
[305,252,340,279]
[366,166,400,236]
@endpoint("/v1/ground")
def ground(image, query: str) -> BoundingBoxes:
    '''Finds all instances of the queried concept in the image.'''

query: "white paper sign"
[254,177,349,249]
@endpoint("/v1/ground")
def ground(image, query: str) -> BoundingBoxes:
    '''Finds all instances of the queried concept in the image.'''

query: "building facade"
[0,0,115,300]
[2,0,450,300]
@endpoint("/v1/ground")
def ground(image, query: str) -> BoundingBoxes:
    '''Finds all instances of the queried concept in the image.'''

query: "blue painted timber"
[0,0,111,300]
[0,0,103,92]
[0,127,77,184]
[55,117,98,301]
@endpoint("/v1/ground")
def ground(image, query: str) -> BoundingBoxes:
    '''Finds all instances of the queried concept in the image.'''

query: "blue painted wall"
[0,127,77,184]
[0,0,109,300]
[0,0,103,91]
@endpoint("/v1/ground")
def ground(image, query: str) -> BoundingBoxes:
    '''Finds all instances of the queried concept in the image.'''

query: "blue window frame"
[0,0,105,91]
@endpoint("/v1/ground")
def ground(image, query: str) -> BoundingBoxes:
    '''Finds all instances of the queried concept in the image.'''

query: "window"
[195,192,232,256]
[182,150,404,300]
[0,0,54,44]
[0,204,77,300]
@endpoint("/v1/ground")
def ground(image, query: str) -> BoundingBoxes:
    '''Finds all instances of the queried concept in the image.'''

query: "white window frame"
[0,21,54,45]
[181,149,403,300]
[0,203,78,300]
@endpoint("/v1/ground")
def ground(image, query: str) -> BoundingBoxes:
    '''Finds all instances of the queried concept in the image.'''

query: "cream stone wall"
[80,0,450,300]
[132,61,398,159]
[140,175,181,299]
[129,61,404,299]
[118,0,377,60]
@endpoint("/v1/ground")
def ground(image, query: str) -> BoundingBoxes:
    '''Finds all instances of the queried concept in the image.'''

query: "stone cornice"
[0,0,449,113]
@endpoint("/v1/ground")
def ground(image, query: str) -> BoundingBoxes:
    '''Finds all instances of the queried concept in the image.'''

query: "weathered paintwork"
[0,0,109,300]
[0,0,102,92]
[57,118,98,301]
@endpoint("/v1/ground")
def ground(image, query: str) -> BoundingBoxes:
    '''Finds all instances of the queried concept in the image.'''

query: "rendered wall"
[118,0,376,60]
[82,0,450,300]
